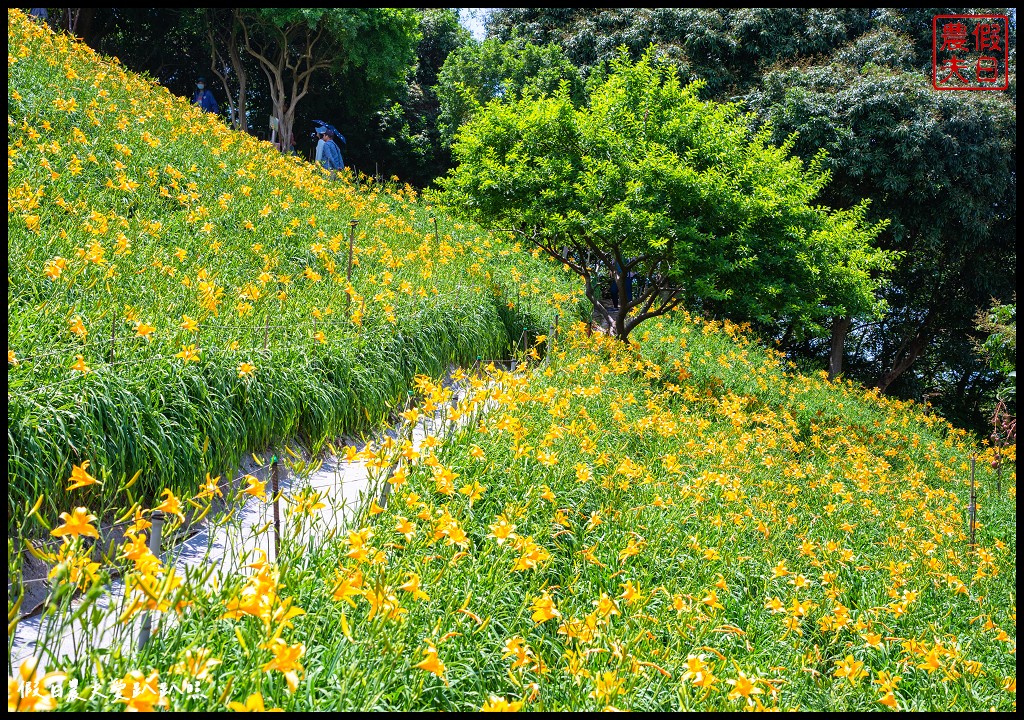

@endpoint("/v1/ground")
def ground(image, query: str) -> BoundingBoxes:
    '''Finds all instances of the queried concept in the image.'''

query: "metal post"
[263,316,269,352]
[137,510,164,651]
[347,220,357,282]
[968,456,977,550]
[109,316,116,362]
[271,457,280,560]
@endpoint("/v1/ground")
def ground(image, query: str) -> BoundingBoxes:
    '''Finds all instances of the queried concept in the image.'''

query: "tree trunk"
[228,13,249,133]
[281,104,297,155]
[875,312,935,393]
[206,10,249,133]
[239,12,321,154]
[60,8,97,40]
[614,266,629,342]
[828,316,852,380]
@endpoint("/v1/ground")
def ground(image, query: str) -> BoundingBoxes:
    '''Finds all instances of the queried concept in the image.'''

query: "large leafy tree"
[439,52,892,343]
[347,8,472,186]
[70,8,434,169]
[744,18,1015,425]
[486,8,873,100]
[435,35,584,148]
[478,7,1016,434]
[236,8,420,154]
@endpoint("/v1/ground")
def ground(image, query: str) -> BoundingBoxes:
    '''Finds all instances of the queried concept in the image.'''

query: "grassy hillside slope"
[6,9,583,528]
[6,10,1014,713]
[14,317,1015,712]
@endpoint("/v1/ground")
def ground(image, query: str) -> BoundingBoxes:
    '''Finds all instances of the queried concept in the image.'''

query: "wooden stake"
[550,312,559,358]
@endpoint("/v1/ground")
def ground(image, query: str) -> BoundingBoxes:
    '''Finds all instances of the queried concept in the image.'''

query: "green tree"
[746,57,1016,395]
[487,8,1015,431]
[976,298,1016,406]
[486,8,873,99]
[363,9,472,186]
[439,51,892,343]
[435,35,584,148]
[236,8,420,153]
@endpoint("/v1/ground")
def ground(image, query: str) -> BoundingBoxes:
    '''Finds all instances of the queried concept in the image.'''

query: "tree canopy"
[477,7,1016,433]
[439,51,893,342]
[435,35,584,147]
[236,8,419,156]
[51,6,1016,434]
[747,60,1016,391]
[486,8,875,100]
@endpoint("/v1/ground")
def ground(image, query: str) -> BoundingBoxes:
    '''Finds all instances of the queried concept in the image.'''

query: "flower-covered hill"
[6,9,583,525]
[5,9,1014,713]
[18,316,1015,711]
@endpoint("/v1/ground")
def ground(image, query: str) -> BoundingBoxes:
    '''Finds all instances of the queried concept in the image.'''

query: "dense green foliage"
[233,8,421,161]
[6,12,1016,712]
[366,9,471,187]
[47,7,435,175]
[439,52,892,344]
[488,8,876,100]
[975,299,1017,405]
[746,50,1016,424]
[477,7,1017,435]
[435,34,585,147]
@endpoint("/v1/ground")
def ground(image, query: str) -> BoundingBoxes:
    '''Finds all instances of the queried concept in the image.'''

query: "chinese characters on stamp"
[933,14,1009,90]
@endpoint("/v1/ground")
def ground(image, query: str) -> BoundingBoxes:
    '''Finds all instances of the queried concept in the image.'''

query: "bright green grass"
[7,11,1014,711]
[40,315,1015,712]
[6,9,586,531]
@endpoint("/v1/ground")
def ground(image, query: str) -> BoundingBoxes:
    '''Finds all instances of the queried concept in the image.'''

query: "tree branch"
[624,292,684,335]
[498,227,615,331]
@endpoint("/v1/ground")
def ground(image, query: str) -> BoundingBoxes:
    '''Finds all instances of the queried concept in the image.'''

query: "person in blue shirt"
[192,77,219,114]
[314,125,344,178]
[608,259,634,309]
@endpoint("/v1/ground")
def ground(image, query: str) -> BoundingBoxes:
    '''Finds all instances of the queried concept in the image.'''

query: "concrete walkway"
[10,364,508,668]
